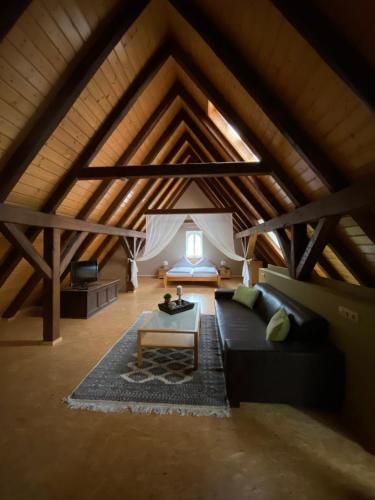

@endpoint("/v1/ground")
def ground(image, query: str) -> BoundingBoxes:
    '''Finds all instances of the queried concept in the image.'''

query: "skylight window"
[208,102,260,162]
[258,219,282,254]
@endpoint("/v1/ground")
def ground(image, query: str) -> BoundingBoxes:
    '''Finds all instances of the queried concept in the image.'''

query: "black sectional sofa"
[215,283,345,409]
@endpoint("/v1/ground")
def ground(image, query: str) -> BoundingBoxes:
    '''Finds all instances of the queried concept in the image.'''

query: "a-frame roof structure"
[0,0,374,317]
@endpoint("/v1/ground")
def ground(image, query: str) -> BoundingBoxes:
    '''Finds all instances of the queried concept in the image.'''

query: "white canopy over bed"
[129,213,250,288]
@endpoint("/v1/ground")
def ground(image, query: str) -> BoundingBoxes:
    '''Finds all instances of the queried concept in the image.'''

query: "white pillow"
[173,256,194,268]
[193,258,214,267]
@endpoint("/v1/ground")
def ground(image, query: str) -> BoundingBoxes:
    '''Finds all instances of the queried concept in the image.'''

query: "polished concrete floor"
[0,278,374,500]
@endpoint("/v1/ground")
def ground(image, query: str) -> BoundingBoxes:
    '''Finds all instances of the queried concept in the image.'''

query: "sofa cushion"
[253,283,329,341]
[232,284,259,309]
[266,308,290,341]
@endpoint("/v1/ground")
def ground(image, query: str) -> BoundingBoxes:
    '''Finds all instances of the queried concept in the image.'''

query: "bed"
[164,257,221,288]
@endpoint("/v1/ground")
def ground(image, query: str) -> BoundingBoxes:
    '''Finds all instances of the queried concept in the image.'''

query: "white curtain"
[131,213,249,288]
[130,214,185,287]
[190,213,250,286]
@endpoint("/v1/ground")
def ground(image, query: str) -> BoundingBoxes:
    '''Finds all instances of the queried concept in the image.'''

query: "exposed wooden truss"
[235,177,375,238]
[0,204,145,238]
[270,0,375,114]
[0,1,31,41]
[0,0,151,202]
[78,162,268,180]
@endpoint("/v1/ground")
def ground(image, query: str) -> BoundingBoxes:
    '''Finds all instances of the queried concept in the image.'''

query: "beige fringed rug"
[65,313,230,417]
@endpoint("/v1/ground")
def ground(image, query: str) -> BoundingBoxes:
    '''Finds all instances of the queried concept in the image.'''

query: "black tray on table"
[158,299,195,315]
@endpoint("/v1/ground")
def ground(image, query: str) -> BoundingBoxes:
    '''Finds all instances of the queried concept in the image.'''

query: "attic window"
[258,219,282,254]
[208,102,259,162]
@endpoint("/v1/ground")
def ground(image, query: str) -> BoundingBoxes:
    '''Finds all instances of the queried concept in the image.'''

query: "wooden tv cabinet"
[60,279,120,319]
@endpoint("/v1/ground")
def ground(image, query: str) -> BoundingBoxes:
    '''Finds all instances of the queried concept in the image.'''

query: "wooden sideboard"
[61,279,120,319]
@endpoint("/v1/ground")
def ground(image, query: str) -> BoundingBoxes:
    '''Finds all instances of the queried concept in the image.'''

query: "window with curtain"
[186,230,203,259]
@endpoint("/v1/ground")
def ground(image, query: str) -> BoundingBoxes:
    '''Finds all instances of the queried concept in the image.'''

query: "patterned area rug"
[66,313,230,417]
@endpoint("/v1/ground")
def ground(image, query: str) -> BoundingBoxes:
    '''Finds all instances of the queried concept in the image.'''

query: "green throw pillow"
[232,284,259,309]
[266,308,290,341]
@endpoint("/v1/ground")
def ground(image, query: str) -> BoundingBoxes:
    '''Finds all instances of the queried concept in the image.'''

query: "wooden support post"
[43,228,61,343]
[290,224,308,279]
[120,237,135,292]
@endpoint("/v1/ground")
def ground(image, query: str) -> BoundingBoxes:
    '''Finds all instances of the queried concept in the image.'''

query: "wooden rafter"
[235,177,375,238]
[0,1,31,41]
[270,0,375,114]
[0,44,170,289]
[0,0,151,202]
[169,0,346,192]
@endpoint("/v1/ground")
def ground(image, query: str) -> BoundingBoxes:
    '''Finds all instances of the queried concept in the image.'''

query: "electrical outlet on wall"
[338,306,359,322]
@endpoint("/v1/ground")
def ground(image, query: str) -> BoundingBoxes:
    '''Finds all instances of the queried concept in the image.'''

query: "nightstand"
[158,266,169,279]
[219,266,231,279]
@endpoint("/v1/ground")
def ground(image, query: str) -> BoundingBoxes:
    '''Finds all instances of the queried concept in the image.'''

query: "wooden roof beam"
[0,1,31,41]
[169,0,347,192]
[0,204,145,238]
[236,177,375,238]
[270,0,375,114]
[78,162,269,180]
[0,44,170,288]
[0,0,151,202]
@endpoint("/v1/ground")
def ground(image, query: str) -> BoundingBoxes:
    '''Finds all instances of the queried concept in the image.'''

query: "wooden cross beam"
[0,204,145,238]
[0,0,151,202]
[0,0,31,41]
[235,177,375,239]
[77,162,269,180]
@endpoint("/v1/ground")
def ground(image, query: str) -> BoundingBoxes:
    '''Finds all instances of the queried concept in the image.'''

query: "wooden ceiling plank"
[171,42,305,206]
[0,0,151,201]
[270,0,375,114]
[0,44,169,288]
[169,0,347,192]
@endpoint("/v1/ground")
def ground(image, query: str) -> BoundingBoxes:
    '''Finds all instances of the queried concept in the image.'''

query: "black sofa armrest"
[215,289,234,300]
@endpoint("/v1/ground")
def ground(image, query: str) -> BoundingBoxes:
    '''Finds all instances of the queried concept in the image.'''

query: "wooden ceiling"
[0,0,374,316]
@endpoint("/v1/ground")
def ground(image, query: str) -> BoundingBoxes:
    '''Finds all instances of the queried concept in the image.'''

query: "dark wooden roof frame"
[0,0,31,41]
[99,178,190,270]
[0,203,145,238]
[170,43,371,285]
[0,44,171,289]
[236,177,375,238]
[78,162,269,180]
[169,0,347,192]
[177,106,345,280]
[171,16,375,247]
[0,0,151,202]
[270,0,375,114]
[2,109,191,318]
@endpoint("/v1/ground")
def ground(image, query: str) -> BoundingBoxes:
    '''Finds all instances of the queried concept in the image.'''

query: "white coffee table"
[137,304,200,369]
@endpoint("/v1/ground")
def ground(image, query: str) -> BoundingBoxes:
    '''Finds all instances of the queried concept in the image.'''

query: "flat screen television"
[71,260,98,288]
